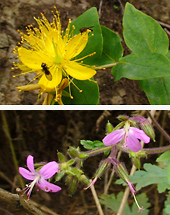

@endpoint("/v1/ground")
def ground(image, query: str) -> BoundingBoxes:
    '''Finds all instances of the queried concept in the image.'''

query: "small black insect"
[41,63,52,81]
[79,26,94,34]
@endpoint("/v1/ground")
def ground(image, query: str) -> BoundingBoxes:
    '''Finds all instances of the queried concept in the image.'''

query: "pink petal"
[126,135,142,152]
[37,178,62,193]
[103,129,125,146]
[39,161,59,179]
[26,155,35,172]
[19,167,36,180]
[129,127,150,143]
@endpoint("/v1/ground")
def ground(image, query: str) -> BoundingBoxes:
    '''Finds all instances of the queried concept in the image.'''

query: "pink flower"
[19,155,61,199]
[103,127,150,152]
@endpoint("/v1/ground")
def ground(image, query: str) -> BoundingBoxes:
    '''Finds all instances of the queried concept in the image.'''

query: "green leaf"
[167,161,170,184]
[100,192,150,215]
[139,77,170,104]
[156,151,170,162]
[71,7,103,65]
[80,140,104,150]
[60,79,99,105]
[139,51,170,104]
[131,163,169,193]
[163,191,170,215]
[112,53,170,81]
[123,3,169,55]
[95,26,123,66]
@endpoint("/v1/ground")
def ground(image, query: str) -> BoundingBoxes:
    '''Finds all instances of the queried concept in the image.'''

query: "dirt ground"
[0,110,170,215]
[1,0,170,104]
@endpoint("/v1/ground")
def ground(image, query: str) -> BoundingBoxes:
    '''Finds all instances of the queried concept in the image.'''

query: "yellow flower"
[13,7,96,104]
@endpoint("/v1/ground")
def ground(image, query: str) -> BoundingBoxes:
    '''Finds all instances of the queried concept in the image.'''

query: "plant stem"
[90,180,104,215]
[146,110,170,142]
[1,111,24,188]
[95,62,118,70]
[86,146,113,157]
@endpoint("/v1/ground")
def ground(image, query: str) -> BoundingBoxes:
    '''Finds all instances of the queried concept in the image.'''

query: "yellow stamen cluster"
[13,7,97,105]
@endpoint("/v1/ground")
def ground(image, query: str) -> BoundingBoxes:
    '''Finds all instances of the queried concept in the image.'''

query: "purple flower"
[19,155,61,199]
[103,127,150,152]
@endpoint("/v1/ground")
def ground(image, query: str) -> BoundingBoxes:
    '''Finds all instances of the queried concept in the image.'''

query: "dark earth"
[0,110,170,215]
[1,0,170,104]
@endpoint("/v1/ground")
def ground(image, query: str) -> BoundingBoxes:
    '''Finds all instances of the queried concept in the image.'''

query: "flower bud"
[95,160,111,179]
[117,115,129,121]
[78,153,89,159]
[69,176,78,196]
[140,119,155,141]
[79,174,89,185]
[115,162,130,183]
[68,147,79,158]
[106,121,114,134]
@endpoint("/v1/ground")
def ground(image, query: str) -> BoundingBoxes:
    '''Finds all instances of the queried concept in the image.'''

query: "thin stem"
[117,165,137,215]
[95,62,118,70]
[146,110,170,142]
[90,180,104,215]
[144,145,170,154]
[1,111,24,188]
[86,146,113,157]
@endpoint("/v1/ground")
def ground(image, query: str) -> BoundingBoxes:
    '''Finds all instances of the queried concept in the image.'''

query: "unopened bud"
[115,162,130,183]
[79,174,89,185]
[140,119,155,141]
[78,153,89,159]
[117,115,129,121]
[69,176,78,196]
[68,147,79,158]
[95,160,111,179]
[106,121,114,134]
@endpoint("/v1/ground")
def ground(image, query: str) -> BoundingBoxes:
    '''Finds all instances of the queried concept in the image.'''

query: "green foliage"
[129,163,170,193]
[123,3,168,55]
[80,140,105,150]
[163,192,170,215]
[156,151,170,163]
[95,26,123,66]
[100,192,150,215]
[60,79,99,105]
[111,3,170,104]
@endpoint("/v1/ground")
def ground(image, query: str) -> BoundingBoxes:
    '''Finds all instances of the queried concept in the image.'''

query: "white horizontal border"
[0,105,170,110]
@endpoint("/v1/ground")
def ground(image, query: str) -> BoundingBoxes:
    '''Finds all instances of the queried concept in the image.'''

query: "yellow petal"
[18,47,47,70]
[65,33,88,59]
[38,68,62,92]
[16,84,40,91]
[66,61,96,80]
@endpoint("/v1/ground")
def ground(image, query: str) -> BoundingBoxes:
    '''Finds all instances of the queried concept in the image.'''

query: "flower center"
[54,54,63,64]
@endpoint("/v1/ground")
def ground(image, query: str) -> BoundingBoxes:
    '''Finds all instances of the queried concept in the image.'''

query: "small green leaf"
[167,161,170,184]
[80,140,104,150]
[156,151,170,162]
[95,26,123,66]
[61,79,99,105]
[163,191,170,215]
[123,3,169,55]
